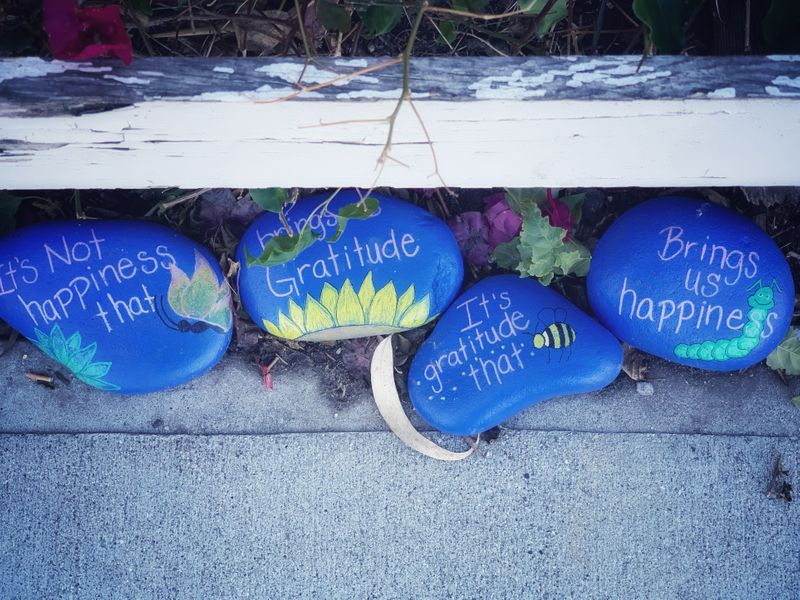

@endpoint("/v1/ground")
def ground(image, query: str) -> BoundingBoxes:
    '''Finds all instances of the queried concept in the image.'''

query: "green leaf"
[453,0,489,12]
[518,0,568,34]
[357,5,403,39]
[128,0,152,16]
[792,395,800,409]
[436,21,458,46]
[246,226,321,268]
[329,196,380,243]
[250,188,289,213]
[504,188,555,213]
[0,192,22,235]
[559,192,585,225]
[316,0,352,32]
[763,0,800,53]
[493,203,591,286]
[766,327,800,376]
[632,0,701,53]
[492,239,522,271]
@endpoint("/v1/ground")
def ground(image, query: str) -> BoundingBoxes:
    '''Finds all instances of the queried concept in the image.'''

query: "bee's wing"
[554,308,567,323]
[536,307,557,329]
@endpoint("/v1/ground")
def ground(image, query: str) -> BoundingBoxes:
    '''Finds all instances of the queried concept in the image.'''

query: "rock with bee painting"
[408,275,622,436]
[236,190,463,341]
[587,197,794,371]
[0,220,232,393]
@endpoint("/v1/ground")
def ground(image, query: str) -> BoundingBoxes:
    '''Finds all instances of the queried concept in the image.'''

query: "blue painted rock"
[408,275,622,436]
[236,191,463,341]
[588,197,794,371]
[0,221,232,393]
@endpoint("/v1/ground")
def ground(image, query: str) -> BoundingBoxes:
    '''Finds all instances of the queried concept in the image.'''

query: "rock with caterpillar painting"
[408,275,623,436]
[0,220,233,393]
[587,196,794,371]
[236,191,463,341]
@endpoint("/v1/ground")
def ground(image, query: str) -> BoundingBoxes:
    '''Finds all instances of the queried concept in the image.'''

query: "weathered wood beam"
[1,56,799,189]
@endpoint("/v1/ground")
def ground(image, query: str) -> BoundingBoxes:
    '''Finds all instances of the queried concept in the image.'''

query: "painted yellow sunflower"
[263,272,434,341]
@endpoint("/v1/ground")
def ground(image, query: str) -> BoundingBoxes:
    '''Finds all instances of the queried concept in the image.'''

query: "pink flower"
[448,211,490,267]
[43,0,133,64]
[483,192,522,252]
[541,188,572,239]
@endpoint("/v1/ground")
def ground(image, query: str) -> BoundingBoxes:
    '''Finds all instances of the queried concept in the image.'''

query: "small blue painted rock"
[0,220,232,393]
[408,275,622,436]
[588,197,794,371]
[236,191,463,341]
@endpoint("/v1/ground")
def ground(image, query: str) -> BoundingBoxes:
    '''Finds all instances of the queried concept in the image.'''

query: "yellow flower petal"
[319,283,338,315]
[367,282,398,325]
[304,295,334,331]
[263,318,283,337]
[288,299,306,334]
[277,310,303,339]
[398,294,431,328]
[394,284,415,324]
[335,279,363,325]
[357,272,375,312]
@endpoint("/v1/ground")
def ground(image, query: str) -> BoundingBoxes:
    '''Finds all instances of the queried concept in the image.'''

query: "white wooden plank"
[1,56,799,189]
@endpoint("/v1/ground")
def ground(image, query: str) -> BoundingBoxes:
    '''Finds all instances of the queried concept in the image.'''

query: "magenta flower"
[483,192,522,252]
[542,188,572,239]
[448,211,490,267]
[43,0,133,64]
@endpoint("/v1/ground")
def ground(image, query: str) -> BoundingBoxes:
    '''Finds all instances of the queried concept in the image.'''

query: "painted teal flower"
[32,324,120,391]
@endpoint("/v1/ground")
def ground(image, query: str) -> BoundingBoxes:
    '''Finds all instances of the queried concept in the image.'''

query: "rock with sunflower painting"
[408,275,623,436]
[0,220,233,393]
[236,191,464,341]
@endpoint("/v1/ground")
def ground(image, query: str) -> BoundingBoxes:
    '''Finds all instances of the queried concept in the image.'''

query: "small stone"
[408,275,623,436]
[588,197,794,371]
[0,220,233,393]
[236,191,463,341]
[636,381,655,396]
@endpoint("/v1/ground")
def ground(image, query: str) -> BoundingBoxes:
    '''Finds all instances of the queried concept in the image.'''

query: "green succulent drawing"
[32,324,120,391]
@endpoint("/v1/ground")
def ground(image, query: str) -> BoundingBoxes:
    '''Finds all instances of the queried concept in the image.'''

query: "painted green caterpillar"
[674,279,780,362]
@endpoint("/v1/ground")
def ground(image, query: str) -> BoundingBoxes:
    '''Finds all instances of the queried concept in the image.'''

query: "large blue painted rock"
[588,197,794,371]
[408,275,622,436]
[0,220,232,393]
[236,191,463,341]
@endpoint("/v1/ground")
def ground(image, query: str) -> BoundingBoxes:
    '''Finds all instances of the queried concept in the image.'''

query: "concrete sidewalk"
[1,338,799,598]
[2,339,799,436]
[1,431,797,599]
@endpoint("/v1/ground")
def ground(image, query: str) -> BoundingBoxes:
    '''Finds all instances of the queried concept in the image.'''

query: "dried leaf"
[766,327,800,376]
[622,343,649,381]
[233,13,292,53]
[370,336,476,461]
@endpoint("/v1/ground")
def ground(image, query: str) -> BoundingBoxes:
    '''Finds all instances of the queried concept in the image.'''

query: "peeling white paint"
[469,69,555,99]
[193,85,324,102]
[0,98,797,188]
[0,58,111,83]
[772,75,800,89]
[335,89,431,100]
[707,87,736,98]
[567,66,672,88]
[335,59,368,67]
[765,85,800,97]
[255,63,379,87]
[103,75,151,85]
[139,71,165,77]
[213,66,235,74]
[469,61,672,97]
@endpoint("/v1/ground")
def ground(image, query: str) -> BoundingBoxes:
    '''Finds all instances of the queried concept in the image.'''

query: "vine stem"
[377,1,428,167]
